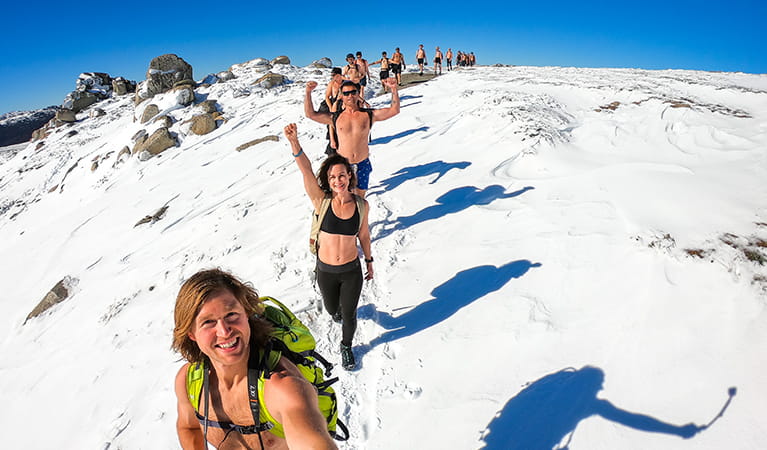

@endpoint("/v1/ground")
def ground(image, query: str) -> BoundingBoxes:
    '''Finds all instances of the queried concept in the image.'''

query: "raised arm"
[372,79,400,122]
[174,365,207,450]
[265,359,338,450]
[284,123,325,209]
[305,81,332,125]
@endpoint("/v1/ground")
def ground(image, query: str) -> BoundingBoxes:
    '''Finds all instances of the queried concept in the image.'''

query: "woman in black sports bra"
[284,123,372,371]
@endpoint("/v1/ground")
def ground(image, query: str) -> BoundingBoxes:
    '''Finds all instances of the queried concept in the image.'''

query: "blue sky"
[1,0,765,114]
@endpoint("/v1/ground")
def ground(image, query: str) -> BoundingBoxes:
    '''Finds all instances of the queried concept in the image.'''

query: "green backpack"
[186,296,349,448]
[309,193,367,255]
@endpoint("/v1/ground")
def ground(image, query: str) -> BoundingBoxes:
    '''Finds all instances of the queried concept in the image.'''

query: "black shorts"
[380,70,389,79]
[391,63,401,74]
[417,58,424,64]
[359,76,367,87]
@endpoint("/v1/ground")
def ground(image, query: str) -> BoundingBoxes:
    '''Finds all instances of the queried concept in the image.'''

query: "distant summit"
[0,106,58,147]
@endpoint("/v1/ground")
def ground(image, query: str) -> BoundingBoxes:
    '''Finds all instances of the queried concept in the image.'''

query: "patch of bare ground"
[594,96,751,118]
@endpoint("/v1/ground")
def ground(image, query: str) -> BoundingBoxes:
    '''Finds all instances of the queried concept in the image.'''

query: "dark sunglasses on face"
[342,90,358,96]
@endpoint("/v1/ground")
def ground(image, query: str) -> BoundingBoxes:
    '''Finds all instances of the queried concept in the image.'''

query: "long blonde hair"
[172,268,270,363]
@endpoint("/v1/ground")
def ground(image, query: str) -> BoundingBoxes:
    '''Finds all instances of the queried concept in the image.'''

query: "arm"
[264,359,338,450]
[284,124,325,210]
[174,365,207,450]
[358,199,373,280]
[305,81,332,125]
[372,80,400,122]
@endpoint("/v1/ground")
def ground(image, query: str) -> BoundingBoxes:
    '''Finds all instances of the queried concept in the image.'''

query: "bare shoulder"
[175,363,191,393]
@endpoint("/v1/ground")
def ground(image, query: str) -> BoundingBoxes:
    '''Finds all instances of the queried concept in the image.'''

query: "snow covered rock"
[135,54,194,104]
[25,276,78,324]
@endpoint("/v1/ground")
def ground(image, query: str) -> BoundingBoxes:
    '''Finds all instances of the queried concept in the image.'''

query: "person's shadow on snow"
[480,366,708,450]
[358,260,541,352]
[367,160,472,195]
[372,185,534,241]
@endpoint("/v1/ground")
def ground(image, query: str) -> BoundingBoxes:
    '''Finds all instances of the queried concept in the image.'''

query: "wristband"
[292,148,304,158]
[365,257,374,263]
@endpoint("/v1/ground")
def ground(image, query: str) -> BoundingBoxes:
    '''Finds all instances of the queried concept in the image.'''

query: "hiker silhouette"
[373,184,534,240]
[360,260,541,349]
[369,160,471,194]
[480,366,707,450]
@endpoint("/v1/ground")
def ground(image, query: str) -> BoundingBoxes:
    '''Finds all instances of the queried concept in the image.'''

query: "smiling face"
[188,289,251,369]
[327,163,352,193]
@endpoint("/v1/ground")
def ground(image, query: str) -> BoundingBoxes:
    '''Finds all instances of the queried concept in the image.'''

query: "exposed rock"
[25,277,78,323]
[89,108,106,118]
[175,86,195,106]
[65,130,78,138]
[200,74,219,85]
[190,114,217,135]
[271,55,291,65]
[133,127,176,156]
[62,90,98,113]
[135,54,194,104]
[76,72,113,98]
[155,115,173,128]
[112,77,136,96]
[113,146,131,167]
[132,129,147,143]
[310,57,333,68]
[198,100,218,113]
[140,104,160,124]
[35,141,45,151]
[236,135,278,151]
[253,73,286,89]
[134,205,169,227]
[91,160,99,172]
[218,70,235,81]
[56,109,77,123]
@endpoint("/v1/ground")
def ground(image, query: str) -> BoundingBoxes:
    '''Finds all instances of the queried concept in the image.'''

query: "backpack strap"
[353,194,367,235]
[309,194,333,254]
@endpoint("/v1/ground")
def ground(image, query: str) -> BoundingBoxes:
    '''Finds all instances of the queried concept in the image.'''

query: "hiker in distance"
[305,78,400,198]
[284,123,373,370]
[173,269,338,450]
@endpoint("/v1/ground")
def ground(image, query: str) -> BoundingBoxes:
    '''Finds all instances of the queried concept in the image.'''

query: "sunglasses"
[341,90,358,96]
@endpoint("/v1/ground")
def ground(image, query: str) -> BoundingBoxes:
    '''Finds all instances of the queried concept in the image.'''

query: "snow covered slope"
[1,63,765,449]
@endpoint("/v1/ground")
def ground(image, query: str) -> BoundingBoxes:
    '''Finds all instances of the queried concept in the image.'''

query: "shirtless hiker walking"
[305,78,400,197]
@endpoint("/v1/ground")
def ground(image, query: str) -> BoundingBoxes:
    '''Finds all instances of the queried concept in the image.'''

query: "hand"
[306,81,318,92]
[365,263,374,280]
[283,123,298,142]
[384,78,398,90]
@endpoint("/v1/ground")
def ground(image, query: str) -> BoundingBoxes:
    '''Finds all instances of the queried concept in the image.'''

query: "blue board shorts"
[351,158,372,190]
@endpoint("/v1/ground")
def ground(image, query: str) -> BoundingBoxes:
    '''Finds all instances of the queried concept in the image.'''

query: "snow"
[1,63,766,449]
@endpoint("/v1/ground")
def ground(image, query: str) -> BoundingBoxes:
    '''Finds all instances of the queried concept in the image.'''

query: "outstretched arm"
[174,365,207,450]
[305,81,332,125]
[284,124,324,209]
[264,358,338,450]
[372,79,400,122]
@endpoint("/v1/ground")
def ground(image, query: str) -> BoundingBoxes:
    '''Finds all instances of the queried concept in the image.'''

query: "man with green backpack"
[172,268,346,449]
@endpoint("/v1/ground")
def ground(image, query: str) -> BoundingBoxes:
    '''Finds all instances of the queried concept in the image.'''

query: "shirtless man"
[305,78,400,197]
[173,269,338,450]
[322,67,344,153]
[433,46,443,75]
[370,51,391,92]
[446,48,453,71]
[390,47,405,85]
[342,53,363,97]
[416,44,426,76]
[355,51,370,97]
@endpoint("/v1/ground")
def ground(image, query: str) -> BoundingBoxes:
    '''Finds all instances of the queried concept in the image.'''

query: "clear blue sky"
[1,0,765,114]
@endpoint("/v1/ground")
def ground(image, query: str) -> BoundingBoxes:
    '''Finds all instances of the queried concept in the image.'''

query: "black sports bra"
[320,202,360,236]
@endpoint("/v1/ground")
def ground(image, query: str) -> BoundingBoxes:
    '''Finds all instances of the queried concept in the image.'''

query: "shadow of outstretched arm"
[594,399,704,438]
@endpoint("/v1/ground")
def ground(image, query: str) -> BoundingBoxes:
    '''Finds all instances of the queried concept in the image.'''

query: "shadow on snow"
[367,160,471,196]
[358,260,541,352]
[479,366,733,449]
[370,126,429,145]
[372,185,534,241]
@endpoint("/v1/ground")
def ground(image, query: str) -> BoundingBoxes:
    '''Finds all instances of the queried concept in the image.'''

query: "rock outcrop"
[135,54,194,104]
[25,277,78,323]
[133,127,177,156]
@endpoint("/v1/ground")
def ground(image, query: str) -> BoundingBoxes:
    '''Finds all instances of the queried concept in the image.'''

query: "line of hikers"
[173,51,403,448]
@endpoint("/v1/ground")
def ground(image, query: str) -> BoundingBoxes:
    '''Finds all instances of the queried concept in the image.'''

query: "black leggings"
[317,259,363,346]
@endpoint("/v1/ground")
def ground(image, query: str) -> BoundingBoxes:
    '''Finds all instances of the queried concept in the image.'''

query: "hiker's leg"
[317,268,342,318]
[338,265,363,346]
